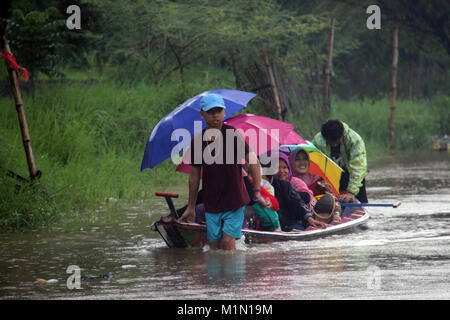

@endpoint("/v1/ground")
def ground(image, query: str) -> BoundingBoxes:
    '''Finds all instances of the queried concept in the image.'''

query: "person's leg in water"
[206,207,244,250]
[209,232,236,250]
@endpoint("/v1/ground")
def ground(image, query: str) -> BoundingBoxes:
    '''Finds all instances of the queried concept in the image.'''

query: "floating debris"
[80,272,112,280]
[36,278,59,284]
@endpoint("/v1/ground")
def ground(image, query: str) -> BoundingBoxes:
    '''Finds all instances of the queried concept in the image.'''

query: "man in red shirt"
[178,94,265,250]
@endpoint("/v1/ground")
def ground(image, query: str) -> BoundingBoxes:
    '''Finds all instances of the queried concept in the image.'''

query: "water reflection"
[206,251,246,282]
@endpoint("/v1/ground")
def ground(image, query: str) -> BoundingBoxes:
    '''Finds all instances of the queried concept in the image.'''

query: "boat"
[151,204,369,248]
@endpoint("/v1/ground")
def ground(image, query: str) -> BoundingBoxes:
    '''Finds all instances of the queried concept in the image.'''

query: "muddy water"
[0,152,449,300]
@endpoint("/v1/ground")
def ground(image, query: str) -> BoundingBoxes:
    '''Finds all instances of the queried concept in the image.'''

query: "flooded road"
[1,152,449,300]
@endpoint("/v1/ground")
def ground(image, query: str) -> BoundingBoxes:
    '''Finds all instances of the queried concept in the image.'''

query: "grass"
[0,64,448,231]
[0,174,60,231]
[332,95,449,161]
[282,95,450,168]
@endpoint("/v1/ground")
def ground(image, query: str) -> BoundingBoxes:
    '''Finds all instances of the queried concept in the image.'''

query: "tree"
[82,0,328,88]
[376,0,450,56]
[3,7,67,79]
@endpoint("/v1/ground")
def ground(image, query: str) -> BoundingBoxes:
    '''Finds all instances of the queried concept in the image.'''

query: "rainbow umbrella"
[280,141,343,195]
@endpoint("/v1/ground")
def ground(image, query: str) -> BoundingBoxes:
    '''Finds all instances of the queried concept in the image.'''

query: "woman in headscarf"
[288,148,341,225]
[258,150,327,231]
[275,152,313,208]
[288,148,332,196]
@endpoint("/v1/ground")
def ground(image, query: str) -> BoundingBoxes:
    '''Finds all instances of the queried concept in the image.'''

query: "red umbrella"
[176,114,306,173]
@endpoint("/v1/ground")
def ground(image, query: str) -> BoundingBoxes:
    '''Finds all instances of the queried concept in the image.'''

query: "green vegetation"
[0,0,448,231]
[0,174,60,231]
[332,95,450,161]
[1,74,447,231]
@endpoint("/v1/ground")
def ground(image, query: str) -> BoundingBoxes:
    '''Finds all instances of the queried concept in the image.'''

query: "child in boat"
[243,167,278,210]
[261,171,275,196]
[275,152,313,208]
[178,93,264,250]
[288,148,333,196]
[311,193,342,224]
[243,167,281,231]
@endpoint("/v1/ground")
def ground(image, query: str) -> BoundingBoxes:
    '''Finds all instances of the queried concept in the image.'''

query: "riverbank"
[0,77,448,231]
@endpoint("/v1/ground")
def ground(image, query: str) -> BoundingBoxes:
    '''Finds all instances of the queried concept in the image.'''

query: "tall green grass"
[286,95,449,164]
[0,174,60,231]
[331,95,449,158]
[0,81,185,230]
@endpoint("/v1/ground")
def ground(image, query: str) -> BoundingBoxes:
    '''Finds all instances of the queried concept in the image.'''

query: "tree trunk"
[324,18,335,115]
[166,36,185,89]
[311,45,321,112]
[262,47,282,121]
[390,27,398,150]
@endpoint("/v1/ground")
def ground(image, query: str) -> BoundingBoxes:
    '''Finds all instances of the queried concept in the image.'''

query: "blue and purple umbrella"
[140,89,257,170]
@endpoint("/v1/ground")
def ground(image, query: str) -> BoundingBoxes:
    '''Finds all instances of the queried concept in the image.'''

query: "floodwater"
[0,152,449,300]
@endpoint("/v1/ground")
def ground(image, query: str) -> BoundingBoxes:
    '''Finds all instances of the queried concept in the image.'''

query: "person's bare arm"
[245,151,263,201]
[178,166,201,222]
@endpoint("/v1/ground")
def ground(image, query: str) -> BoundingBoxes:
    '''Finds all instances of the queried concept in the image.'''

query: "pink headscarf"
[288,148,320,187]
[278,152,313,204]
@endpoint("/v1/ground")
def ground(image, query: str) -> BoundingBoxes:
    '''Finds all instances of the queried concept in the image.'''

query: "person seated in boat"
[272,175,327,231]
[243,166,281,231]
[260,161,327,231]
[311,193,341,225]
[275,152,313,208]
[261,171,275,196]
[288,148,333,197]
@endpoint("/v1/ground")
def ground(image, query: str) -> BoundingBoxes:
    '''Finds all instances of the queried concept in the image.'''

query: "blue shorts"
[205,206,245,242]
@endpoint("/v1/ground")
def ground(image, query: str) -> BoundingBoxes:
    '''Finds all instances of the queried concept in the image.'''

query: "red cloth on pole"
[0,51,29,81]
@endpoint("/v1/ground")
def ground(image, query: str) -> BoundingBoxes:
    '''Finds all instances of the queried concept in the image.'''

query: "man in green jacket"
[312,120,368,203]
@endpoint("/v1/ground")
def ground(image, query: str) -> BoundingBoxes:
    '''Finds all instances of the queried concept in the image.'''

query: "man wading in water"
[178,94,266,250]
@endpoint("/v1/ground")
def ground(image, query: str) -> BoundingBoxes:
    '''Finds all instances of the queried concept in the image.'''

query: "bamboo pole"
[311,45,321,111]
[390,27,398,150]
[262,47,282,121]
[324,18,335,114]
[2,35,39,181]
